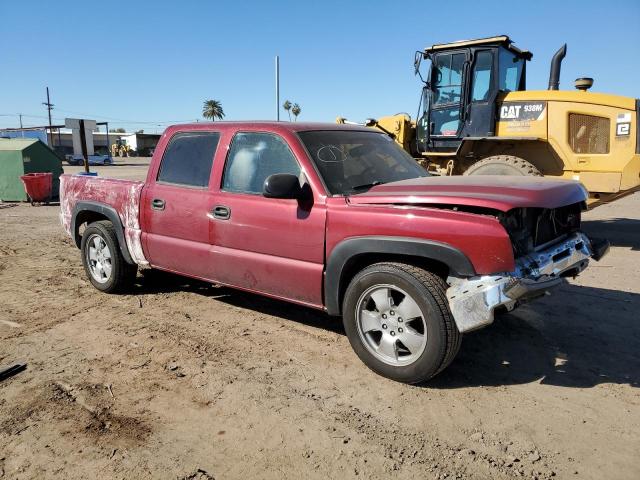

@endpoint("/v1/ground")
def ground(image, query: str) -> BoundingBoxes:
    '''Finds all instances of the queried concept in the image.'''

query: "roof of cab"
[425,35,532,60]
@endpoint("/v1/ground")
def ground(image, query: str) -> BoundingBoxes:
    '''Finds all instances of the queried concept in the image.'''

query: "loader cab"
[416,36,531,154]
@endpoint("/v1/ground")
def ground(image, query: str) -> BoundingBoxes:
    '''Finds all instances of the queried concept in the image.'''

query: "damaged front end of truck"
[446,203,610,333]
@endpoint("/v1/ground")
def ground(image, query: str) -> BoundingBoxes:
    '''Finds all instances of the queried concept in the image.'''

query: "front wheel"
[342,262,461,384]
[81,220,137,293]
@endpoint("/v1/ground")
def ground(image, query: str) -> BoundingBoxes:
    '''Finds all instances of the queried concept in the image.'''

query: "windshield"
[298,130,428,195]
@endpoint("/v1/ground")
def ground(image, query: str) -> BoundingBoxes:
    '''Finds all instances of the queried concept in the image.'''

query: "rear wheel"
[464,155,542,176]
[81,220,137,293]
[342,262,461,384]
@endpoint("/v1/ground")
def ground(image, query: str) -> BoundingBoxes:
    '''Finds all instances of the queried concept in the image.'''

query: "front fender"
[324,236,476,316]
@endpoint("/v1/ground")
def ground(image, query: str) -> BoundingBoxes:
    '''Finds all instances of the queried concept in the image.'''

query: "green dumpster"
[0,138,63,202]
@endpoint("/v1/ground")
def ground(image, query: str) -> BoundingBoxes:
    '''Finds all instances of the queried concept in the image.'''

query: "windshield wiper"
[348,181,383,193]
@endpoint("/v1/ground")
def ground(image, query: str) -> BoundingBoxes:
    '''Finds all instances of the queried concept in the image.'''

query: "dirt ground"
[1,160,638,479]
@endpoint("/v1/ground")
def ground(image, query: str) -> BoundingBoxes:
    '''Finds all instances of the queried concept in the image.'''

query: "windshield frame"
[296,129,428,196]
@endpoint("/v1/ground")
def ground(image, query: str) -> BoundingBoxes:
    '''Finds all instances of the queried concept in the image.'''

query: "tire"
[342,262,461,384]
[464,155,542,176]
[81,220,137,293]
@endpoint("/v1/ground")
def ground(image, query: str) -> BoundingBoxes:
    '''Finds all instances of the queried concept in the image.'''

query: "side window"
[432,53,465,106]
[431,52,465,136]
[222,132,301,194]
[499,48,524,92]
[471,51,493,102]
[157,132,220,187]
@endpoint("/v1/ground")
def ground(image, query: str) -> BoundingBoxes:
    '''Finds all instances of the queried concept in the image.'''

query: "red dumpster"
[20,172,52,205]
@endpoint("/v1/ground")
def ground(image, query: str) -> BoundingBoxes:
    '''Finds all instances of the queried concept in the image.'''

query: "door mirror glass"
[263,173,302,199]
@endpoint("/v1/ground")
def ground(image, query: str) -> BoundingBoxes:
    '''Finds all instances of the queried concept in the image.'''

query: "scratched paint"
[59,174,148,266]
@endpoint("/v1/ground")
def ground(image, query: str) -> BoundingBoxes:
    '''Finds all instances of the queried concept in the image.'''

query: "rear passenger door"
[211,132,326,307]
[141,131,220,279]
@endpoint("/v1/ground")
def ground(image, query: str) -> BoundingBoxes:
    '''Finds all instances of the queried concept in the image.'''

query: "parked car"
[59,122,608,383]
[65,154,113,166]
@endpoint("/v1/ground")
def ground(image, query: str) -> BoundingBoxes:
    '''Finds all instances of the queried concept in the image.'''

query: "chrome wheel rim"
[85,234,112,284]
[355,284,427,366]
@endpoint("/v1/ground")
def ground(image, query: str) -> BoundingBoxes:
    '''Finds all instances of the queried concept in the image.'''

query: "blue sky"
[1,0,638,132]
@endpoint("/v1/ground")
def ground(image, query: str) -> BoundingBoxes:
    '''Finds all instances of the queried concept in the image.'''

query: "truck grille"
[569,114,610,154]
[500,203,582,257]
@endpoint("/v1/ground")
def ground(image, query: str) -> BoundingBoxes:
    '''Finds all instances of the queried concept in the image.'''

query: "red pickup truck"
[60,122,608,383]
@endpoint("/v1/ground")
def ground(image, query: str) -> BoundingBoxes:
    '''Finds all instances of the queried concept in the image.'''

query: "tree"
[202,99,225,121]
[109,128,126,133]
[291,103,301,121]
[282,100,292,121]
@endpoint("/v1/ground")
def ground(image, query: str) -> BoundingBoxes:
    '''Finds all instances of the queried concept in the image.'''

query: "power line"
[0,108,196,131]
[51,107,194,125]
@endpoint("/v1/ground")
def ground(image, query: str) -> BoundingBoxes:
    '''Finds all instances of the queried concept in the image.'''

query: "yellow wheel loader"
[338,36,639,204]
[110,139,131,158]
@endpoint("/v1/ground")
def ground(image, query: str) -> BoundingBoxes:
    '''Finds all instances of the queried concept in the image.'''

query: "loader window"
[432,53,465,105]
[499,48,524,92]
[471,51,493,102]
[431,52,465,136]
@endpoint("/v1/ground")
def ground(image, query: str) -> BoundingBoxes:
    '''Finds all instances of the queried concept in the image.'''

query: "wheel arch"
[72,201,135,265]
[324,236,476,316]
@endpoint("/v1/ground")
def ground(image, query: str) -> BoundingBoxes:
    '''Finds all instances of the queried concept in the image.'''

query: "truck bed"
[59,174,147,265]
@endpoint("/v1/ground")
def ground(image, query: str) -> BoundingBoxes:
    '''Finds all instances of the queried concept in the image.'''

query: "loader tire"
[464,155,543,176]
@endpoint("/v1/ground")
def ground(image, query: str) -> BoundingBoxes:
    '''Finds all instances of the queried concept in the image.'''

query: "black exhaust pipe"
[548,44,567,90]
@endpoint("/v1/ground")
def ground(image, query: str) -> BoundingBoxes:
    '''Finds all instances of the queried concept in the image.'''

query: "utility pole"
[275,56,280,121]
[19,114,23,137]
[42,87,54,147]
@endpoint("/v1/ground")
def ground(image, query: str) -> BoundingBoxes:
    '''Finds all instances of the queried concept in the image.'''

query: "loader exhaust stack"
[548,44,567,90]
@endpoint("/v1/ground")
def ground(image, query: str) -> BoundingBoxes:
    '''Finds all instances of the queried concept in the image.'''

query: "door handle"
[151,198,165,210]
[212,205,230,220]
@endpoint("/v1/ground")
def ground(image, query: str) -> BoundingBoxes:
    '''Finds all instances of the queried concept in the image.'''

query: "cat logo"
[499,102,546,122]
[500,105,522,119]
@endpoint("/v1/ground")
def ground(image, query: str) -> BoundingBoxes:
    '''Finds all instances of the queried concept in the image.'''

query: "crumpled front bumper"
[446,232,609,333]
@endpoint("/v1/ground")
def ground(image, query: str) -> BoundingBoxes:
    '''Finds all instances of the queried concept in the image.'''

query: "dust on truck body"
[339,35,640,204]
[59,121,609,384]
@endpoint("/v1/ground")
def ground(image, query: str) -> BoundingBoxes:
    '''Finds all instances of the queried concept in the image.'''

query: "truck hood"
[346,175,588,212]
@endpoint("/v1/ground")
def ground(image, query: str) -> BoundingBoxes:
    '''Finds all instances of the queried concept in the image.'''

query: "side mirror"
[263,173,303,199]
[414,51,423,75]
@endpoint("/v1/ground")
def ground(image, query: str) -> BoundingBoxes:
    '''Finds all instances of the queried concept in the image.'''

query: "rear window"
[157,132,220,187]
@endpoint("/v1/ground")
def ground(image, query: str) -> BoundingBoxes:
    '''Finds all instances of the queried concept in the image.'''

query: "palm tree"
[291,103,301,122]
[202,100,225,121]
[282,100,292,121]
